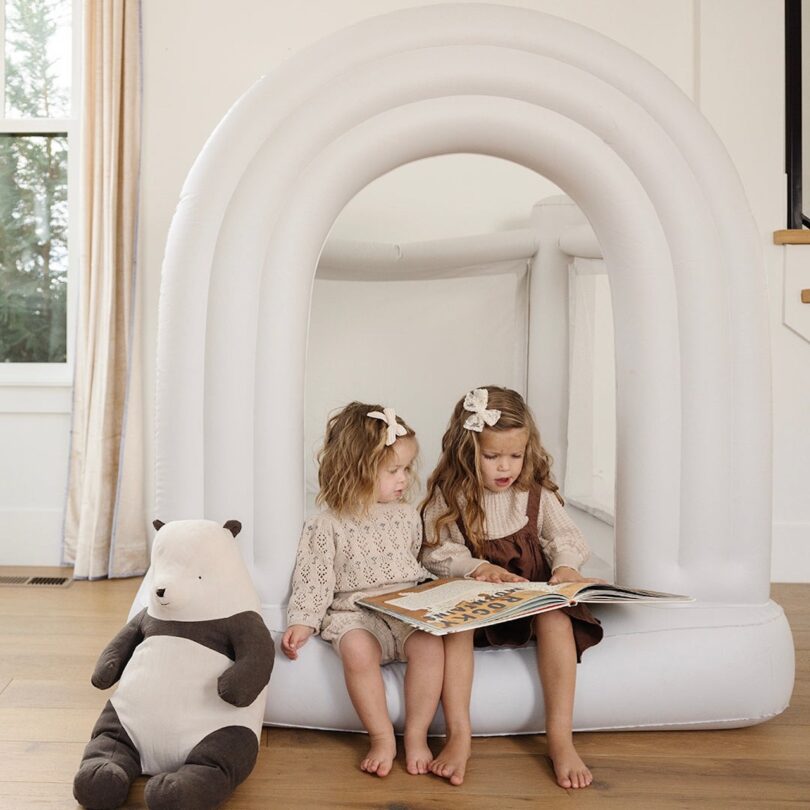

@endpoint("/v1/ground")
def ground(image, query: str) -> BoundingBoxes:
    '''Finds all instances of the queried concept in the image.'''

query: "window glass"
[0,132,68,362]
[4,0,72,118]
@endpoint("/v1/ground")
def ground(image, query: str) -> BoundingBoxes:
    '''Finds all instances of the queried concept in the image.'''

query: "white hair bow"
[462,388,501,432]
[367,407,408,446]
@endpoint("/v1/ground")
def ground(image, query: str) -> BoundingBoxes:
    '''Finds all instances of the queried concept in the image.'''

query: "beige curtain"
[63,0,146,579]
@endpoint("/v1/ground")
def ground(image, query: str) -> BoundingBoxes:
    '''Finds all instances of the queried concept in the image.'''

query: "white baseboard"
[771,522,810,583]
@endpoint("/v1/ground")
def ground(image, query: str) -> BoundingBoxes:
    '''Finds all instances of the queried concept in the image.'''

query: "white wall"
[0,385,71,565]
[697,0,810,581]
[6,0,806,579]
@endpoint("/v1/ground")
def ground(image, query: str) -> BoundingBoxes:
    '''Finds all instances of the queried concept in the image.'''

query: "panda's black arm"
[217,611,276,708]
[91,609,146,690]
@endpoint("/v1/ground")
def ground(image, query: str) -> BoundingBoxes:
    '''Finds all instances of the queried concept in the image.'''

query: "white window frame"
[0,0,81,389]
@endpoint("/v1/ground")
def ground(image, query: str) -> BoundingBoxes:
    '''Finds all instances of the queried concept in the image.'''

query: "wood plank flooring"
[0,568,806,809]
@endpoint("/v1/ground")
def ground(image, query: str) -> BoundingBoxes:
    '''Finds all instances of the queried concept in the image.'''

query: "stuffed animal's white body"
[113,635,264,774]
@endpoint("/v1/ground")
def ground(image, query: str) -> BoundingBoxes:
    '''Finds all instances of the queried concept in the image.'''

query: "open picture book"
[357,577,693,636]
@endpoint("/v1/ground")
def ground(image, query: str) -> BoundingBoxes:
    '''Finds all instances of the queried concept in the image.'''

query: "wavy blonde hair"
[316,401,418,516]
[422,386,560,554]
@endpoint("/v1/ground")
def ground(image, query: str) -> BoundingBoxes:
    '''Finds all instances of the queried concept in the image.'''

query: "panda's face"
[145,520,257,622]
[149,538,217,616]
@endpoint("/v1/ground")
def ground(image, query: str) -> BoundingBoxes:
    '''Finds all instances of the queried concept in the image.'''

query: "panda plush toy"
[73,519,275,810]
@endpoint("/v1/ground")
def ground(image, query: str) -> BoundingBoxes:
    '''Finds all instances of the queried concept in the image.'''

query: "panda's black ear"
[152,519,165,531]
[223,520,242,538]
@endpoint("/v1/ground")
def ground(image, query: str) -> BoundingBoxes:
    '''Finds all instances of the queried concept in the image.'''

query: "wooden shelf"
[774,229,810,244]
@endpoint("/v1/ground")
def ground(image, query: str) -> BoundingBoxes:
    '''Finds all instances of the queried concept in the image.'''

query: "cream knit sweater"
[286,501,431,632]
[421,486,590,578]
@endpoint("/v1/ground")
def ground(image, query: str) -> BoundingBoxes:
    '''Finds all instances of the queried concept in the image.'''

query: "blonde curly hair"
[421,386,560,554]
[317,401,418,516]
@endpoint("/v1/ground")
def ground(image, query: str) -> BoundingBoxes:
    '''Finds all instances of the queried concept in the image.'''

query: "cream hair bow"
[367,407,408,446]
[462,388,501,432]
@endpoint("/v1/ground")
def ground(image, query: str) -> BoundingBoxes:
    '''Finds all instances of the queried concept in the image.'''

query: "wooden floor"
[0,569,807,810]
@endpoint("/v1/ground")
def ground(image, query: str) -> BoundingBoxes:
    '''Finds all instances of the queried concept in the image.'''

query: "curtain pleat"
[62,0,146,579]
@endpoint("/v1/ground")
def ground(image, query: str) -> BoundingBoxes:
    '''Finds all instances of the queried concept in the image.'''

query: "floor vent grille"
[0,575,72,588]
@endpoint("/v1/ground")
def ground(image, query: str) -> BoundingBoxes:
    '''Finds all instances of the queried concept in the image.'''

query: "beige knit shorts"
[321,609,416,664]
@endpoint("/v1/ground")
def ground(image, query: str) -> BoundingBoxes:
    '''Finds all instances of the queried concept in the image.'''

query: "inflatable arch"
[134,4,794,732]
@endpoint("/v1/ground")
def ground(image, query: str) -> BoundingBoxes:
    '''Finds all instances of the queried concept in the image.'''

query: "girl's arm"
[420,493,489,579]
[470,561,527,583]
[412,506,520,582]
[537,488,591,580]
[285,516,337,645]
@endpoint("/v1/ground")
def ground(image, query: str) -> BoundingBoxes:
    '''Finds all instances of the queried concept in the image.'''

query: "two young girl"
[282,388,603,789]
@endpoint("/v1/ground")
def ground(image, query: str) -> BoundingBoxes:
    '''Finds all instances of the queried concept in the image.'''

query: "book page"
[386,579,557,613]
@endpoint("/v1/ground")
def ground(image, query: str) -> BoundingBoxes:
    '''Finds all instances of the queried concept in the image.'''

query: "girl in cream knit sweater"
[282,402,443,778]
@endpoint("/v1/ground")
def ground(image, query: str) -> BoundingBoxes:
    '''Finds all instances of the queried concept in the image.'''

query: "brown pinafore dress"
[457,487,603,663]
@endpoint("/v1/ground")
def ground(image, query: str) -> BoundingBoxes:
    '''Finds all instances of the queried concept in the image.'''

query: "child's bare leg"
[533,611,592,789]
[430,630,473,786]
[402,631,444,775]
[339,629,396,777]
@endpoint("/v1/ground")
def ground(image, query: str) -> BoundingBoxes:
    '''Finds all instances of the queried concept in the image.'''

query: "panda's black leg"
[73,701,141,809]
[144,725,258,810]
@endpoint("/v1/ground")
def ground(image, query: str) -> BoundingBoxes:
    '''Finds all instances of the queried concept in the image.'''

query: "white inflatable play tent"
[132,4,795,733]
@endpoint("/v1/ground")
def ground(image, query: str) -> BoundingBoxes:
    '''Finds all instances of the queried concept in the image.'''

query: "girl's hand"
[470,562,528,583]
[548,566,607,585]
[281,624,315,660]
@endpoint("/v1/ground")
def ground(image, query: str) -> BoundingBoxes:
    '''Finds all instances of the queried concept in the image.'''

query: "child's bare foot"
[360,732,397,777]
[404,731,433,775]
[547,740,592,789]
[429,733,471,786]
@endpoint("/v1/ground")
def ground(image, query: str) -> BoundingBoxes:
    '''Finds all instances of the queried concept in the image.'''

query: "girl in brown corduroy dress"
[421,386,605,792]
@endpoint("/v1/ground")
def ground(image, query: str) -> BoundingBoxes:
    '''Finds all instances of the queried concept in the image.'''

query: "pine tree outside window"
[0,0,79,382]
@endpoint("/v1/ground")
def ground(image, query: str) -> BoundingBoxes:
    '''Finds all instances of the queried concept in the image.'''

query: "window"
[0,0,78,383]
